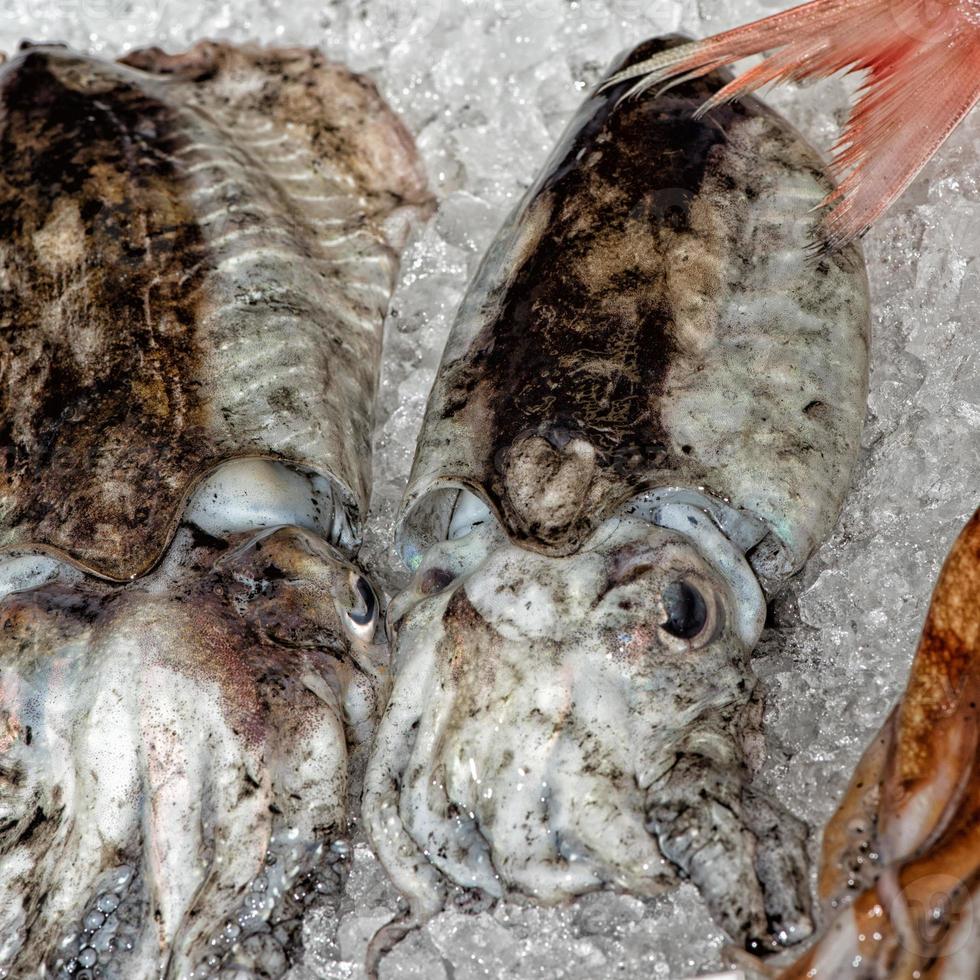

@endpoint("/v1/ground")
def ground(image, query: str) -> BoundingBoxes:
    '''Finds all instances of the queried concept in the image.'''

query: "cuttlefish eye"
[344,573,379,639]
[660,580,708,639]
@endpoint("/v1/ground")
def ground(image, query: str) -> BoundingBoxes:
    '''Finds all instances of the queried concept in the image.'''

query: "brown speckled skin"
[0,526,369,791]
[0,42,431,581]
[782,509,980,978]
[401,36,870,587]
[0,523,386,977]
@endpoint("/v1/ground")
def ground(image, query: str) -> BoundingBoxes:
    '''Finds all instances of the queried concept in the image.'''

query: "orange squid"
[777,509,980,977]
[604,0,980,248]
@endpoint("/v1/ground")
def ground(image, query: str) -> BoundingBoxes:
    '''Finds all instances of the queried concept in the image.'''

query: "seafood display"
[0,6,968,977]
[604,0,980,248]
[364,34,871,962]
[781,508,980,978]
[0,42,430,978]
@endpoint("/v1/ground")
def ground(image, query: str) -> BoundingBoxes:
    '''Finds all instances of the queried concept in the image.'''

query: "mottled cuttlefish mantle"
[0,41,431,980]
[364,33,870,970]
[0,39,431,580]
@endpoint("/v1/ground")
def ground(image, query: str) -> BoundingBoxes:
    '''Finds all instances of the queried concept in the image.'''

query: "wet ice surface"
[1,0,977,976]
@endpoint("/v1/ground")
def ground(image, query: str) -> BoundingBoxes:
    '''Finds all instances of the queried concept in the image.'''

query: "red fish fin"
[607,0,980,248]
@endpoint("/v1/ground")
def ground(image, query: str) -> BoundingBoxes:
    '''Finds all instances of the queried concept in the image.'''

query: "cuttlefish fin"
[780,509,980,978]
[604,0,980,248]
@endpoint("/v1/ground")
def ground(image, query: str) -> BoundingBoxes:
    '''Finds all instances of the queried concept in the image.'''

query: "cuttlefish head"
[367,497,813,955]
[0,521,387,980]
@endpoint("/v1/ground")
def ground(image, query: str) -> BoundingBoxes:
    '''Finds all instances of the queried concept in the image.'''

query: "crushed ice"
[0,0,975,976]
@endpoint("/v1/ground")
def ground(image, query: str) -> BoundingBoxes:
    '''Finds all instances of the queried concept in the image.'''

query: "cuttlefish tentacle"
[0,525,389,978]
[362,638,449,980]
[781,508,980,978]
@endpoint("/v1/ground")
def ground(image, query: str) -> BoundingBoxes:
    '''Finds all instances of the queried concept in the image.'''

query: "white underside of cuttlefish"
[0,462,385,980]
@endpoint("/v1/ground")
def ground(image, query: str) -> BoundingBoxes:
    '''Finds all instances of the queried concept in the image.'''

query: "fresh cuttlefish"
[0,42,430,979]
[604,0,980,248]
[779,508,980,978]
[363,34,871,965]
